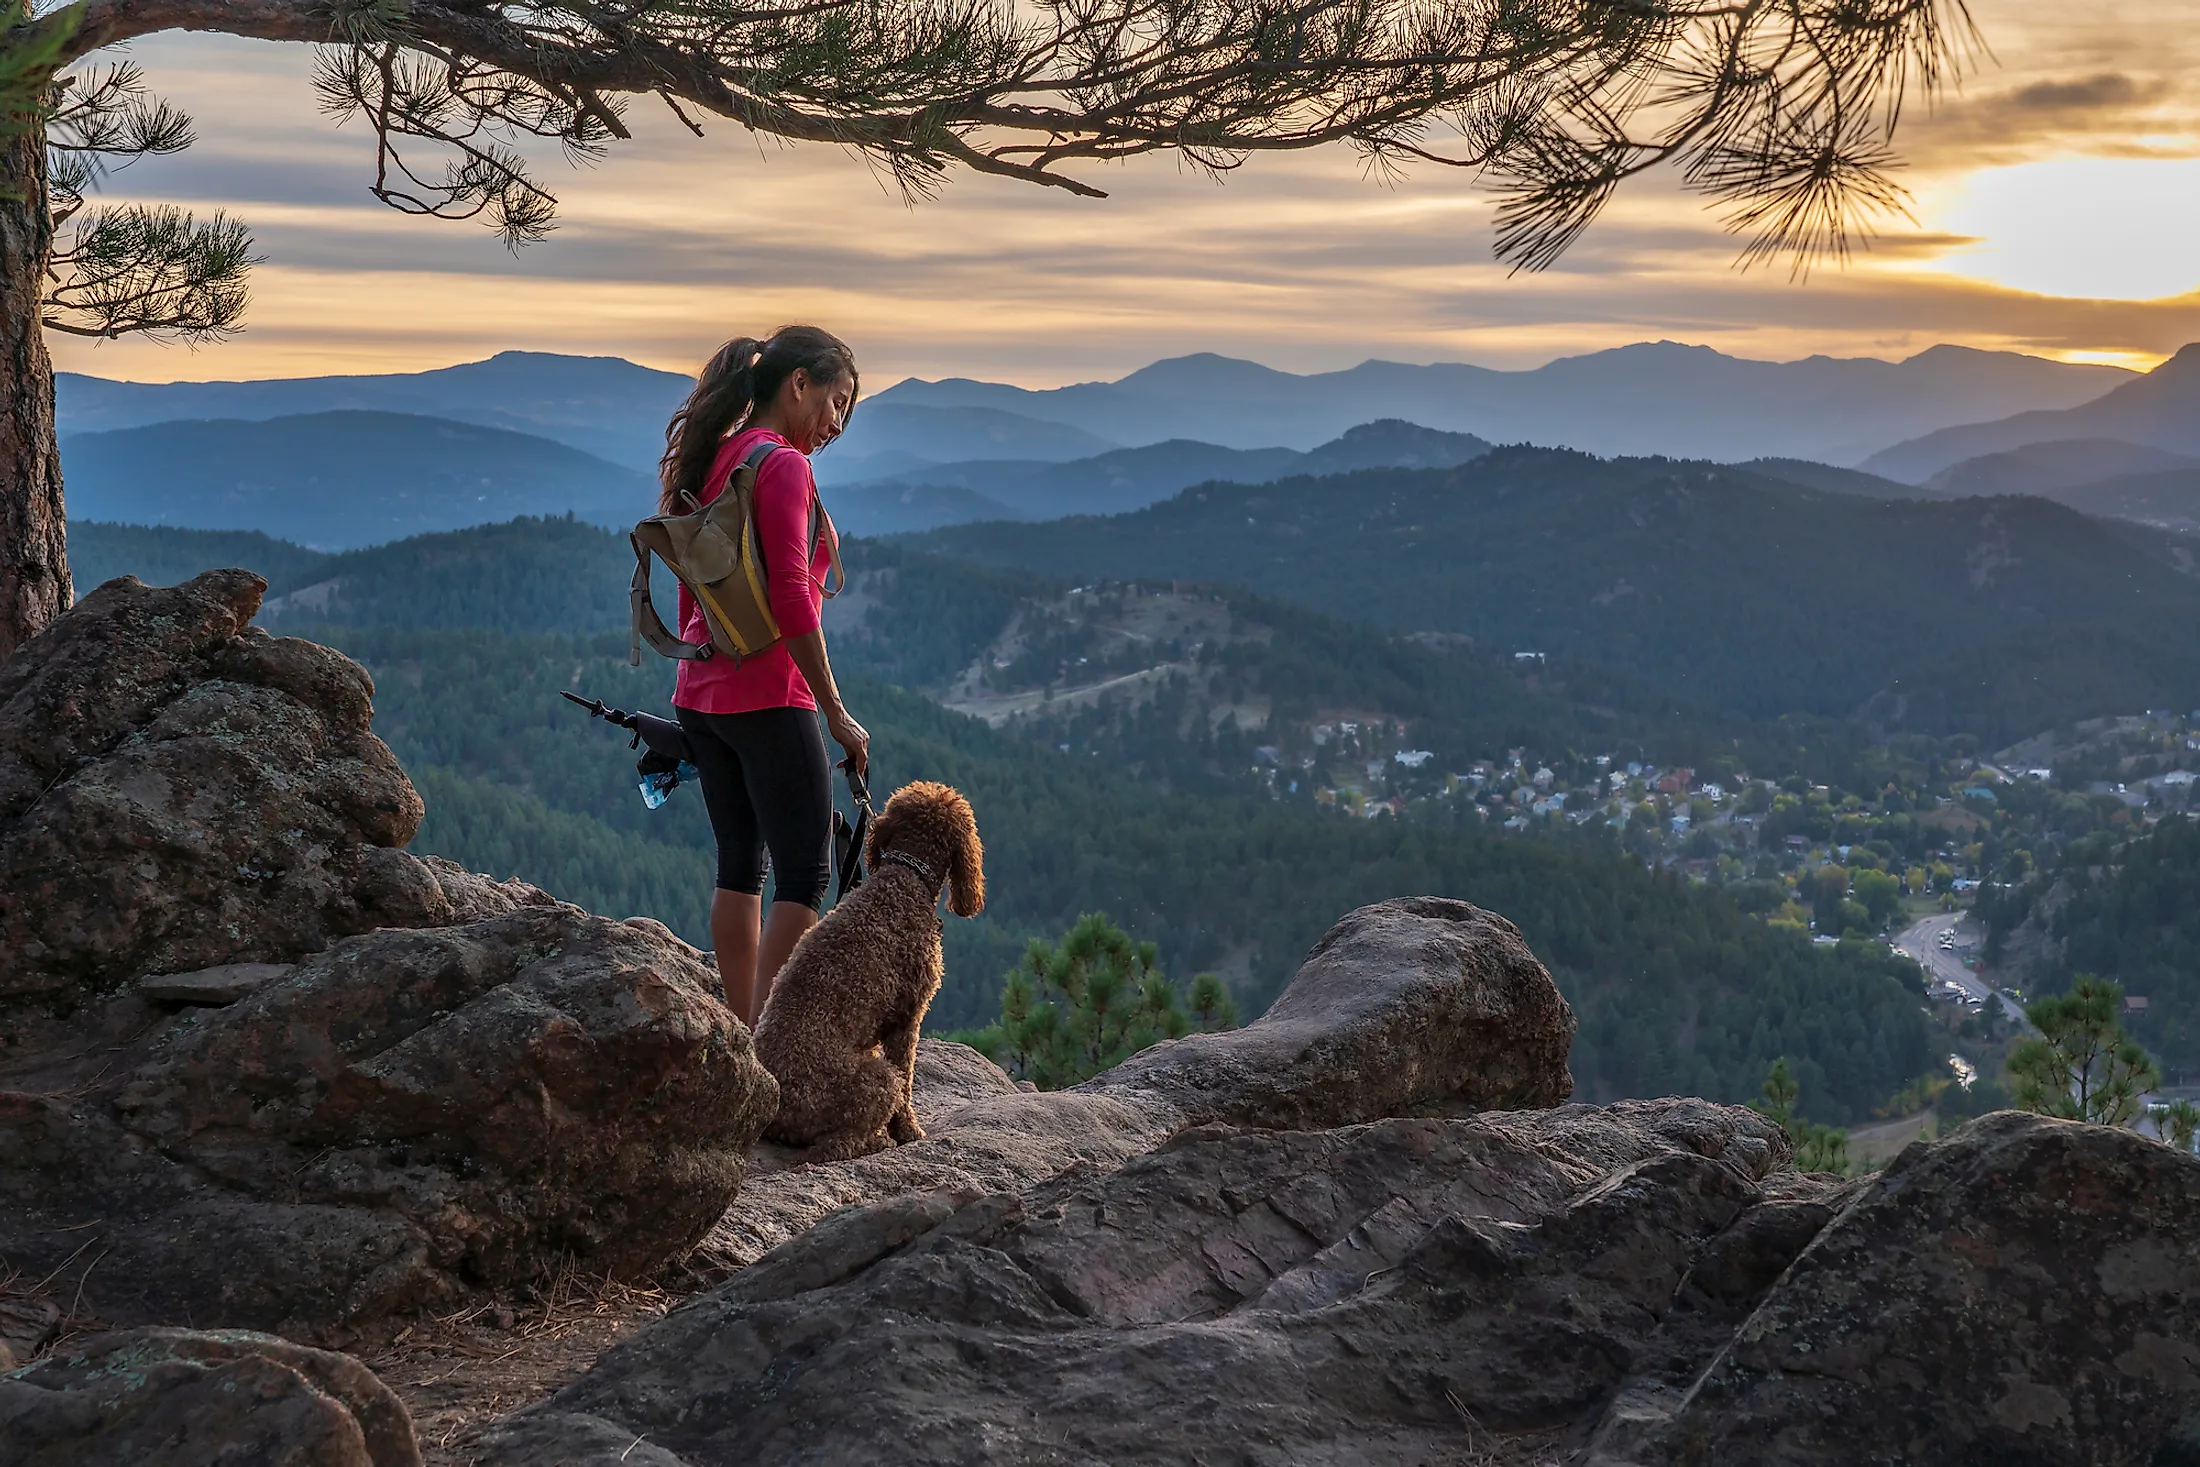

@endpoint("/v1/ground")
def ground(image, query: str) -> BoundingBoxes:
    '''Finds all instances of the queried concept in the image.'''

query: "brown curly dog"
[752,780,984,1163]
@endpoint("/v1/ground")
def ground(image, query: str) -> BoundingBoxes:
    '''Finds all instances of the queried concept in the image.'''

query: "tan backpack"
[629,440,844,666]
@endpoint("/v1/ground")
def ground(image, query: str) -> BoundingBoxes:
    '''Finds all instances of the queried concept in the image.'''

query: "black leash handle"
[834,764,873,902]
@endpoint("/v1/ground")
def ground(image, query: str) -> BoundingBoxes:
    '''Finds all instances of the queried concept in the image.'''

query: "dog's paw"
[889,1117,926,1145]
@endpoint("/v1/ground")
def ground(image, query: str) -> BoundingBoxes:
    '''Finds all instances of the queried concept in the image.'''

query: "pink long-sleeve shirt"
[671,428,832,715]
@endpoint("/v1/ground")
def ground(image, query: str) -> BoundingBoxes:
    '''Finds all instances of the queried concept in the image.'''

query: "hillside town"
[1286,709,2200,931]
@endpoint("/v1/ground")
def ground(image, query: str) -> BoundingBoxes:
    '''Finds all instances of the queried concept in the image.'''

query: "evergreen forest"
[908,449,2200,743]
[69,516,1959,1124]
[1982,816,2200,1080]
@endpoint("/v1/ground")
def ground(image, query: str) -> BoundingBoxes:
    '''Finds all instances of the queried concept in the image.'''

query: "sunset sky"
[46,0,2200,389]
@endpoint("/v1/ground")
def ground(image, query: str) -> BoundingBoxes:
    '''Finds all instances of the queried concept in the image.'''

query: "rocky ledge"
[481,896,2200,1465]
[697,895,1576,1275]
[0,575,779,1340]
[0,570,534,1001]
[485,1094,2200,1467]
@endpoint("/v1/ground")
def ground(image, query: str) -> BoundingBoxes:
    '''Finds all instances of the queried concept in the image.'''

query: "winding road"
[1893,914,2028,1024]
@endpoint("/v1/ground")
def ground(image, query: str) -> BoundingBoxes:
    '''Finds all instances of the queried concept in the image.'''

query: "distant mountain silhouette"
[60,341,2130,482]
[1862,345,2200,482]
[826,481,1019,537]
[821,403,1118,483]
[1855,432,2200,532]
[1298,420,1497,475]
[58,350,692,473]
[57,402,1487,548]
[876,342,2128,463]
[58,351,1119,483]
[61,410,652,549]
[851,420,1492,522]
[1921,438,2200,498]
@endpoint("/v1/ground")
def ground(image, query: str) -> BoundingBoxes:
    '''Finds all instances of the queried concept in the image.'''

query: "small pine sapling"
[1754,1057,1852,1175]
[2008,975,2161,1127]
[961,913,1237,1089]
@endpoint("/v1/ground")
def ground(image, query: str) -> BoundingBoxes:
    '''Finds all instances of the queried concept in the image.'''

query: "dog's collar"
[878,849,941,890]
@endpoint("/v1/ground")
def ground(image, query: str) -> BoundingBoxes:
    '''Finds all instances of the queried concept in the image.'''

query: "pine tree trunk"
[0,124,67,661]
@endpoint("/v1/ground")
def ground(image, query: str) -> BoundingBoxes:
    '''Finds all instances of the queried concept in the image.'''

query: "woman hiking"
[660,326,868,1027]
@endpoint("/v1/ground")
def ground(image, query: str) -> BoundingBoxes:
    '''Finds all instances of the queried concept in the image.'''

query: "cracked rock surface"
[1596,1110,2200,1467]
[483,1099,1811,1466]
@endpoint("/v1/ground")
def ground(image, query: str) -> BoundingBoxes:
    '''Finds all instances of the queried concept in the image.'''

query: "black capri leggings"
[675,705,833,912]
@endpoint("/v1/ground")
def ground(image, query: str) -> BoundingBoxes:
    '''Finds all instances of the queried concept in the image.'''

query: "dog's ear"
[946,789,984,918]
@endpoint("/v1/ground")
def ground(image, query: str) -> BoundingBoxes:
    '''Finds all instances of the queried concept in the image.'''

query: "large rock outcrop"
[1,909,777,1339]
[0,570,540,1011]
[0,575,779,1341]
[696,896,1576,1273]
[1599,1110,2200,1466]
[503,1095,2200,1460]
[0,1327,420,1467]
[476,908,2200,1467]
[483,1099,1813,1466]
[1087,894,1576,1126]
[487,1105,2200,1467]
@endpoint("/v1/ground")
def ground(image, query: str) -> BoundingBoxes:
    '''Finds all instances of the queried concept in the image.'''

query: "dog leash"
[833,765,874,903]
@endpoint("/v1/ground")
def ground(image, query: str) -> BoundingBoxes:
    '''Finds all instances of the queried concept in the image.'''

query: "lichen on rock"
[0,571,540,1004]
[1597,1110,2200,1466]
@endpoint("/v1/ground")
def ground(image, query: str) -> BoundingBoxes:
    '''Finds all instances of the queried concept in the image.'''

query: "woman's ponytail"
[658,326,859,515]
[660,337,763,513]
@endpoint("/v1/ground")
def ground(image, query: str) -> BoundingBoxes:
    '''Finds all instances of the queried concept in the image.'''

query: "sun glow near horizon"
[1914,156,2200,306]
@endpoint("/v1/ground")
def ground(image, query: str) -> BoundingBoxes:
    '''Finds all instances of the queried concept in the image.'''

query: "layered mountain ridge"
[62,338,2135,476]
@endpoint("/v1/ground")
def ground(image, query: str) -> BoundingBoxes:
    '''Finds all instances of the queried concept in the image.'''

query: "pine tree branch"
[31,0,1976,268]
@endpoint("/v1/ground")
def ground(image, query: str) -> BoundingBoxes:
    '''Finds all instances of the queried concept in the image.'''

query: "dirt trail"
[364,1272,676,1466]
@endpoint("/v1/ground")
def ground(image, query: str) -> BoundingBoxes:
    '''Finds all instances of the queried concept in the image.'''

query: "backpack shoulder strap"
[810,496,846,599]
[745,441,846,600]
[628,524,715,666]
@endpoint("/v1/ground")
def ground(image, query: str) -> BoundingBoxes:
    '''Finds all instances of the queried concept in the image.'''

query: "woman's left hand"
[828,708,869,782]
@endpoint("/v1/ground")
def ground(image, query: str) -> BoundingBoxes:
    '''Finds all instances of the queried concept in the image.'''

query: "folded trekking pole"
[561,691,698,809]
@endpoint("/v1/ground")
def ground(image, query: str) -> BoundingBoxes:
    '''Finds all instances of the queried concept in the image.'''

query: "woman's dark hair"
[659,325,858,513]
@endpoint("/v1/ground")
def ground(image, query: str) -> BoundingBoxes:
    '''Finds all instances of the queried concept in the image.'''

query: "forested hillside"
[72,523,334,595]
[69,517,1894,788]
[71,519,1944,1124]
[912,448,2200,741]
[73,517,630,635]
[835,540,1896,794]
[1982,816,2200,1081]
